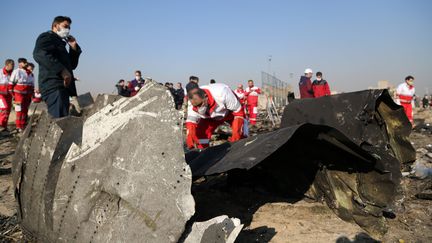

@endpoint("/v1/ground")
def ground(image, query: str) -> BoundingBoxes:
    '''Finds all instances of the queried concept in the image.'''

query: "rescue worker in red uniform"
[312,71,331,98]
[186,83,245,149]
[396,76,415,126]
[299,68,314,99]
[0,59,15,133]
[10,58,35,131]
[245,80,261,125]
[234,84,249,137]
[234,84,247,105]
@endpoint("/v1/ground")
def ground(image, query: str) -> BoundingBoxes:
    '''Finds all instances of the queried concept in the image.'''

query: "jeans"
[43,89,70,118]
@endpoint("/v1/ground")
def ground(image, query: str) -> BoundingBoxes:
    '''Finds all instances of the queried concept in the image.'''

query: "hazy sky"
[2,0,431,96]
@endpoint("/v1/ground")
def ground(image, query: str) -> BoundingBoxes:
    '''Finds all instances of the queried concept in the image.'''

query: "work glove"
[229,117,244,142]
[186,122,199,149]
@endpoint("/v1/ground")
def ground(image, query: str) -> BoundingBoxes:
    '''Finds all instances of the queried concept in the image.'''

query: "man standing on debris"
[10,58,35,132]
[299,68,314,99]
[245,80,261,125]
[396,75,416,125]
[129,70,145,96]
[312,71,331,98]
[0,59,14,133]
[33,16,82,118]
[185,83,245,149]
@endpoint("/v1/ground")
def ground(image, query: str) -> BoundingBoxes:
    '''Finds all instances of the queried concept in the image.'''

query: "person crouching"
[186,83,245,149]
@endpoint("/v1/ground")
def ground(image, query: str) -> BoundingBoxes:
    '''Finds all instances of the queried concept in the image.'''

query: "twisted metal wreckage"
[12,81,415,242]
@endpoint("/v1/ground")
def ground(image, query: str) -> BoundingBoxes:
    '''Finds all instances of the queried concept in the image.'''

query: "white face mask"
[56,27,70,39]
[197,105,207,115]
[136,76,141,81]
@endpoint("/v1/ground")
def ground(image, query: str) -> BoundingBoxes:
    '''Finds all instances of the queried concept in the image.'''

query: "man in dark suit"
[33,16,82,118]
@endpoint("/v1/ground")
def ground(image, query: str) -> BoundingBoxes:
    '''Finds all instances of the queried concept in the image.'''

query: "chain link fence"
[261,71,292,108]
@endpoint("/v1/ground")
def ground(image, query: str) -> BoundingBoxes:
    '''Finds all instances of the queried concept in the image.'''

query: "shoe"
[0,127,10,137]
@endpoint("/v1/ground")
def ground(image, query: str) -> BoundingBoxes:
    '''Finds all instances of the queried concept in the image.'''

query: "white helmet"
[304,68,313,74]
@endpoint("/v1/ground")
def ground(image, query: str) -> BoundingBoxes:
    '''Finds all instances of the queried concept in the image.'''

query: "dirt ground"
[1,109,431,242]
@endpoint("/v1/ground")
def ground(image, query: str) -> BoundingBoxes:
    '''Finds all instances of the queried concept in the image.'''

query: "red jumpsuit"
[312,80,331,98]
[10,68,34,130]
[245,86,261,125]
[186,83,245,149]
[396,82,415,125]
[234,88,247,105]
[0,68,13,129]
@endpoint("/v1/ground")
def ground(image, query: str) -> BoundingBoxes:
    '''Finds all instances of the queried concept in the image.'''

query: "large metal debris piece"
[183,215,243,243]
[12,82,195,242]
[187,89,411,237]
[281,89,415,164]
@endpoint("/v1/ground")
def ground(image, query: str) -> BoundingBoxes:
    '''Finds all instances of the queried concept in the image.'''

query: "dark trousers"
[43,89,70,118]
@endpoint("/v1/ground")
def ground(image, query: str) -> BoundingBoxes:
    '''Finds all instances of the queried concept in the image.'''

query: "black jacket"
[116,85,130,97]
[33,31,82,97]
[175,88,185,104]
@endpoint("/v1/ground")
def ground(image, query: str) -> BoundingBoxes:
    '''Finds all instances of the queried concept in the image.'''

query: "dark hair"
[316,72,322,77]
[186,82,199,93]
[188,88,206,100]
[18,58,27,64]
[52,16,72,28]
[118,79,125,83]
[210,79,216,84]
[5,59,14,65]
[248,79,253,83]
[135,70,141,75]
[189,76,199,82]
[405,75,414,81]
[27,62,35,68]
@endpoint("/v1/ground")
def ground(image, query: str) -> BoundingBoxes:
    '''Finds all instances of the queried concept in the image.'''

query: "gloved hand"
[229,117,244,142]
[134,86,140,91]
[186,122,199,149]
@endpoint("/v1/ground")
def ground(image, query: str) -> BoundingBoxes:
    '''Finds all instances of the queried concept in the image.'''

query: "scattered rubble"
[187,89,415,238]
[0,89,430,242]
[183,215,243,243]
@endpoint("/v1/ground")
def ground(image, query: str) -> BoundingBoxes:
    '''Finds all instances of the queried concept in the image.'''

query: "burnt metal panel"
[13,82,195,242]
[186,90,409,237]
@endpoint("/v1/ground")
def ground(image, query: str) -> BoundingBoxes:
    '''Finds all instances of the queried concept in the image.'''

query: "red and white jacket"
[396,82,415,105]
[245,86,261,105]
[0,68,13,95]
[186,83,243,124]
[234,88,247,105]
[10,68,35,94]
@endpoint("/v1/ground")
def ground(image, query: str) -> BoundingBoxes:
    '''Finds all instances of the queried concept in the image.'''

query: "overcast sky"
[2,0,431,96]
